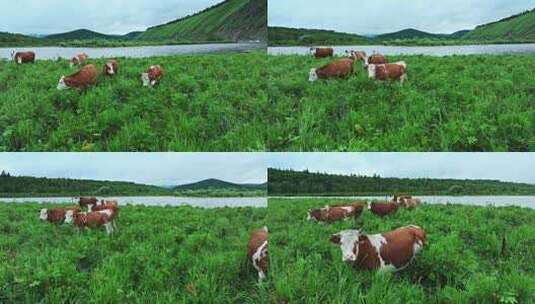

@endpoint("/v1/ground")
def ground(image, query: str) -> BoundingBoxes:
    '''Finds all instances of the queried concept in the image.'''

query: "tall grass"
[0,52,268,152]
[267,54,535,151]
[0,203,268,303]
[268,198,535,303]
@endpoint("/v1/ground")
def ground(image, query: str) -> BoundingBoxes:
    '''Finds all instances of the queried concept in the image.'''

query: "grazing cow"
[39,207,81,224]
[248,226,269,280]
[369,201,399,217]
[71,53,88,67]
[57,64,98,90]
[91,201,119,221]
[78,197,98,209]
[399,196,421,209]
[310,47,334,58]
[330,225,427,272]
[307,204,364,223]
[367,62,408,84]
[103,60,119,76]
[309,58,354,82]
[141,65,164,87]
[12,51,36,64]
[66,209,115,235]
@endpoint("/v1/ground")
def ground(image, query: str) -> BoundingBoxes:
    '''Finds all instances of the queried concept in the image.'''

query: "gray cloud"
[1,0,224,35]
[269,0,535,34]
[0,153,268,186]
[267,153,535,184]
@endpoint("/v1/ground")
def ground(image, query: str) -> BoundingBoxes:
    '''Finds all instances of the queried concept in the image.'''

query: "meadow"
[0,52,267,152]
[268,198,535,304]
[0,202,269,303]
[267,54,535,152]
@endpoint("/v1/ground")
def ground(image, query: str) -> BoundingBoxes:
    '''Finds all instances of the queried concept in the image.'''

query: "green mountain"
[138,0,267,42]
[174,178,266,191]
[450,30,471,38]
[45,29,122,40]
[0,31,45,46]
[268,26,371,46]
[268,168,535,196]
[376,28,446,40]
[464,8,535,41]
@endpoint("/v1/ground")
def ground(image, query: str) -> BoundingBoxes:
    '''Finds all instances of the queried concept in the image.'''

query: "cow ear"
[330,234,341,244]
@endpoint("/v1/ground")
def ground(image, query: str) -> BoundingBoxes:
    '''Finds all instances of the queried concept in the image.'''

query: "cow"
[367,62,408,85]
[78,197,98,209]
[398,196,421,209]
[39,207,81,224]
[103,60,119,76]
[365,54,387,67]
[368,201,399,217]
[91,201,119,229]
[247,226,268,281]
[12,51,35,64]
[307,204,364,223]
[310,47,334,58]
[57,64,98,90]
[71,53,88,67]
[65,209,115,235]
[141,65,164,87]
[330,225,427,272]
[348,50,367,62]
[309,58,355,82]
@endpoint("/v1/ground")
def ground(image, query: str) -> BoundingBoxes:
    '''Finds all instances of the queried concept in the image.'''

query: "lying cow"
[57,64,98,90]
[367,62,408,85]
[398,196,421,209]
[12,51,35,64]
[330,225,427,272]
[39,207,81,224]
[307,204,363,223]
[248,226,269,281]
[71,53,88,67]
[369,201,399,217]
[309,58,354,82]
[310,47,334,58]
[141,65,164,87]
[78,196,98,209]
[65,209,115,235]
[103,60,119,76]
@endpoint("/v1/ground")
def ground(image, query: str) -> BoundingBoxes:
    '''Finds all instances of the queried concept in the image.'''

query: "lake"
[269,43,535,56]
[272,196,535,209]
[0,42,266,60]
[0,196,267,208]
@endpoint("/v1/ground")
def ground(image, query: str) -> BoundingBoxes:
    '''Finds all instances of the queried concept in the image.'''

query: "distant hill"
[376,28,446,40]
[450,30,471,38]
[268,26,371,46]
[0,32,47,46]
[268,168,535,196]
[464,8,535,41]
[138,0,266,42]
[45,29,122,40]
[175,178,266,191]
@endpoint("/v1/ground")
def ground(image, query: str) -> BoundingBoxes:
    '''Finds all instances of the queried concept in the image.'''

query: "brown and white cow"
[307,203,364,223]
[65,209,115,235]
[91,201,119,229]
[349,50,367,62]
[78,196,98,209]
[248,226,268,281]
[103,60,119,76]
[330,225,427,272]
[368,62,408,84]
[309,58,354,82]
[398,196,421,209]
[71,53,89,67]
[141,65,164,87]
[365,54,387,67]
[39,207,81,224]
[12,51,35,64]
[57,64,98,90]
[369,201,399,217]
[310,47,334,58]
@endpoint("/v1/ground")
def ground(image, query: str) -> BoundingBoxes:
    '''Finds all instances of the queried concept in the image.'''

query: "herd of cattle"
[307,195,426,272]
[11,51,164,89]
[308,47,408,85]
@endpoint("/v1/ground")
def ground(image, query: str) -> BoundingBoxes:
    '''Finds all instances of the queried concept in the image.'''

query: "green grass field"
[0,202,268,303]
[267,54,535,151]
[0,52,267,152]
[268,198,535,304]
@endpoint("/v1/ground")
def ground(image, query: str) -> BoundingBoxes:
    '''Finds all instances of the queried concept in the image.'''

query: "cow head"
[10,51,15,59]
[39,209,48,221]
[57,76,69,90]
[64,210,75,224]
[141,73,150,87]
[367,64,377,79]
[106,63,115,75]
[309,47,315,55]
[307,208,321,221]
[309,68,318,82]
[252,240,268,281]
[330,230,360,262]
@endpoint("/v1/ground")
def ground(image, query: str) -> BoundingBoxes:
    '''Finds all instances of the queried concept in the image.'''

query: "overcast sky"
[0,0,223,35]
[0,153,267,186]
[268,153,535,184]
[269,0,535,34]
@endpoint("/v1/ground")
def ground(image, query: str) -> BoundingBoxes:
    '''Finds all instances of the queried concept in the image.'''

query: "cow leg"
[400,73,408,85]
[105,222,113,235]
[258,270,266,281]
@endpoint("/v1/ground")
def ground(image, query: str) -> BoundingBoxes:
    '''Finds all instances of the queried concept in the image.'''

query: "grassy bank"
[0,39,236,48]
[0,52,268,151]
[267,54,535,151]
[0,202,268,303]
[268,198,535,303]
